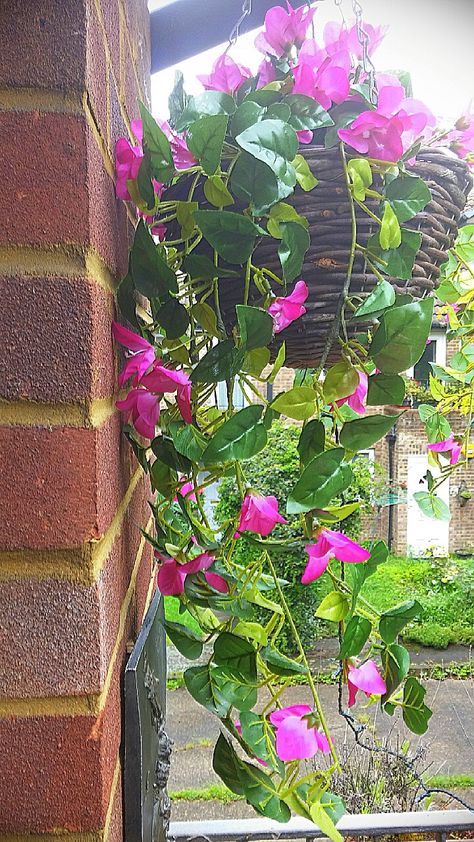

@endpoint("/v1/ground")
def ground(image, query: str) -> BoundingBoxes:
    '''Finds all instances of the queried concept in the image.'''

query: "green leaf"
[368,229,422,281]
[380,203,402,250]
[191,339,244,383]
[194,210,265,264]
[319,792,346,826]
[382,643,410,700]
[151,436,191,473]
[163,620,203,660]
[175,91,236,131]
[288,448,352,514]
[402,676,433,735]
[130,220,178,297]
[271,386,316,421]
[316,590,349,622]
[385,175,431,223]
[168,69,190,131]
[338,616,371,658]
[413,491,451,521]
[202,405,267,464]
[348,158,373,201]
[267,342,286,384]
[231,101,265,136]
[236,305,274,351]
[213,733,245,796]
[379,600,423,645]
[340,413,401,451]
[171,424,206,461]
[293,153,318,191]
[184,664,229,716]
[182,252,239,280]
[425,411,451,443]
[261,646,307,676]
[176,200,198,239]
[203,175,235,207]
[352,280,396,321]
[155,297,190,338]
[297,419,325,466]
[213,632,256,676]
[231,153,291,215]
[238,760,291,822]
[139,101,175,182]
[210,665,257,712]
[284,94,334,131]
[150,459,175,497]
[370,298,434,374]
[323,360,359,403]
[236,119,298,188]
[233,621,268,647]
[187,114,228,175]
[367,374,406,406]
[243,347,271,376]
[116,273,138,327]
[267,202,308,239]
[137,154,155,210]
[310,800,343,842]
[238,711,281,771]
[278,221,310,282]
[316,501,360,524]
[190,302,220,338]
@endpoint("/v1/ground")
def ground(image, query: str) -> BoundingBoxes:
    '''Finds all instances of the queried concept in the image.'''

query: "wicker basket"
[167,146,472,367]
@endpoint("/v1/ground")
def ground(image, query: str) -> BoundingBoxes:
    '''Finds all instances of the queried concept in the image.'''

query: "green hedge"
[215,421,382,653]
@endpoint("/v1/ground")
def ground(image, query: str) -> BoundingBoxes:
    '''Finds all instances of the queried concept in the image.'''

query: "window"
[406,331,446,386]
[216,381,246,410]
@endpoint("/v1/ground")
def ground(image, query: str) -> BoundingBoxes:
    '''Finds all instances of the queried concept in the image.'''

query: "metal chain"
[334,0,347,26]
[352,0,378,104]
[226,0,253,51]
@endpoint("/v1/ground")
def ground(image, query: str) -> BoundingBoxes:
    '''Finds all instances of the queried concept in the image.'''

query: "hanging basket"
[217,146,472,368]
[167,146,471,368]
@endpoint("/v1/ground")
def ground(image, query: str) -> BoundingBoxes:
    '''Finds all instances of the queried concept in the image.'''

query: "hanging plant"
[113,0,474,833]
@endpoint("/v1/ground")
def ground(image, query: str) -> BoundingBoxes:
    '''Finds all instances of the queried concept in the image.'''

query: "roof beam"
[150,0,311,73]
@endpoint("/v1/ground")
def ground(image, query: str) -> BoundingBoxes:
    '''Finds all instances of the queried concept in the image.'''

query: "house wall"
[0,3,153,840]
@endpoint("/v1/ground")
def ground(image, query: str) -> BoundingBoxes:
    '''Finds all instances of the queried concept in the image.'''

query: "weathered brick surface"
[0,414,130,551]
[0,275,114,402]
[0,1,87,91]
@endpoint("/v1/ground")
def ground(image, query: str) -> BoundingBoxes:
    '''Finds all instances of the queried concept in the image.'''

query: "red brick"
[135,542,155,629]
[0,619,131,833]
[106,775,124,842]
[86,128,129,277]
[0,1,87,91]
[0,275,114,402]
[0,415,130,551]
[0,111,89,247]
[0,477,150,698]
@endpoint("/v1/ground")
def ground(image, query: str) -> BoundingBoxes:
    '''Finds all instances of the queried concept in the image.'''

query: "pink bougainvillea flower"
[115,136,143,200]
[445,110,474,164]
[255,1,316,58]
[269,705,331,761]
[335,370,368,415]
[293,51,351,111]
[302,529,370,584]
[427,434,462,465]
[197,53,252,94]
[156,550,217,595]
[347,659,386,707]
[321,20,387,60]
[141,363,192,424]
[112,321,156,386]
[268,280,309,333]
[174,478,199,503]
[338,111,405,162]
[116,388,160,439]
[159,120,196,170]
[256,58,277,88]
[235,492,287,537]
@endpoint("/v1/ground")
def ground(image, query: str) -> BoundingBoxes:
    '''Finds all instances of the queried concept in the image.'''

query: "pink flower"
[347,659,386,707]
[338,111,405,162]
[255,2,316,58]
[115,135,143,201]
[446,111,474,164]
[141,363,192,424]
[293,50,351,111]
[269,705,331,761]
[335,370,368,415]
[268,280,308,333]
[302,529,370,584]
[197,53,252,95]
[156,550,225,595]
[427,434,461,465]
[256,58,277,88]
[235,493,287,537]
[116,388,159,439]
[159,121,196,170]
[112,321,156,386]
[174,477,201,503]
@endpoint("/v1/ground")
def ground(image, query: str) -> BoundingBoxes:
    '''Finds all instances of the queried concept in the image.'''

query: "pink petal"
[274,715,321,761]
[347,676,358,707]
[181,551,215,574]
[237,493,287,536]
[269,704,312,725]
[301,545,332,583]
[112,322,153,353]
[157,559,186,595]
[204,572,229,593]
[348,660,386,698]
[322,529,370,563]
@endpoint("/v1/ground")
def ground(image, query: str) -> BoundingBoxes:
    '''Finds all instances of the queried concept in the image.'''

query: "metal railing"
[170,810,474,842]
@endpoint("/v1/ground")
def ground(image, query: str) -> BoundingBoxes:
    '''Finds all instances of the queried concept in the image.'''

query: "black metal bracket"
[150,0,311,73]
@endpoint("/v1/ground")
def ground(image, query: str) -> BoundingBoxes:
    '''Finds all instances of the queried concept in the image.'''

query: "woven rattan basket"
[169,146,472,367]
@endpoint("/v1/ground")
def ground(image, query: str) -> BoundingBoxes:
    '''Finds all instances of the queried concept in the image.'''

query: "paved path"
[166,678,474,821]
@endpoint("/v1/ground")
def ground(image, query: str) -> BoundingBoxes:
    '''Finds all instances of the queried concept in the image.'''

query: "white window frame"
[216,381,247,410]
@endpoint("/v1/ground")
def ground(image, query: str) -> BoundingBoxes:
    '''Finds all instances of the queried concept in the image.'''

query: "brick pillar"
[0,3,153,840]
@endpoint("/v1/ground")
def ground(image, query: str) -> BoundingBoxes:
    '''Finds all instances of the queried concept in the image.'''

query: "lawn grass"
[164,595,201,636]
[169,783,243,803]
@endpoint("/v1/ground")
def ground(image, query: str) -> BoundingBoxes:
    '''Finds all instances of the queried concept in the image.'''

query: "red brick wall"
[0,2,153,839]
